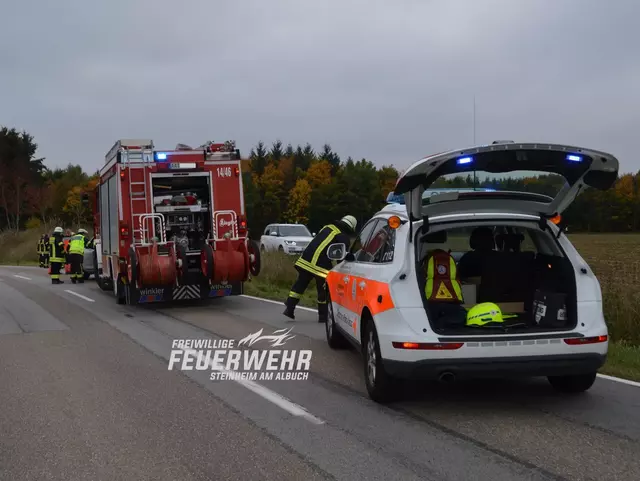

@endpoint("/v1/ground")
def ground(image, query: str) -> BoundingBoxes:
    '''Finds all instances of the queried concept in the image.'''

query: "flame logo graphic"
[237,327,296,347]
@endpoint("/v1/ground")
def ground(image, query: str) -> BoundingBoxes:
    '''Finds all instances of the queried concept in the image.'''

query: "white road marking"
[597,373,640,388]
[181,347,325,425]
[240,294,315,312]
[13,275,32,280]
[240,294,640,389]
[64,290,95,302]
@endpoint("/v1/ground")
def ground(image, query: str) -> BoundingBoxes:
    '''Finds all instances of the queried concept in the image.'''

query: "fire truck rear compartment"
[150,175,212,273]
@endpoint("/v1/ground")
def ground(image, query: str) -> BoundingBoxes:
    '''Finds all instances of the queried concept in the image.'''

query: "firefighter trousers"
[285,266,328,320]
[50,262,62,283]
[39,253,49,267]
[69,253,84,282]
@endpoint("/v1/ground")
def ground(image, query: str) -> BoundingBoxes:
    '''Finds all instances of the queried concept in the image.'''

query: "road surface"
[1,266,639,481]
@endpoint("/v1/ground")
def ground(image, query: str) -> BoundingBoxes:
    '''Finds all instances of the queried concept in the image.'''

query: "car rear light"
[563,335,607,345]
[392,341,464,350]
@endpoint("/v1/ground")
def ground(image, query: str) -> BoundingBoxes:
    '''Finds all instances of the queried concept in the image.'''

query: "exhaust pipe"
[438,371,456,383]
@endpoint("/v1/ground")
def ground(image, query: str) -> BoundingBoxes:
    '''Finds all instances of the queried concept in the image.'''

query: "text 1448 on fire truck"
[89,139,261,305]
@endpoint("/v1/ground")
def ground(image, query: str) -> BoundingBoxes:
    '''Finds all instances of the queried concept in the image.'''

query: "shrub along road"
[1,265,640,481]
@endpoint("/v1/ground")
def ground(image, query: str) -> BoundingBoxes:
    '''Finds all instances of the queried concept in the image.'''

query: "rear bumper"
[383,353,607,380]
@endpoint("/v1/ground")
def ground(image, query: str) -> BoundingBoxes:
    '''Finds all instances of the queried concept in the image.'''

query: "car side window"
[358,220,395,263]
[352,220,381,262]
[370,223,396,263]
[356,219,382,262]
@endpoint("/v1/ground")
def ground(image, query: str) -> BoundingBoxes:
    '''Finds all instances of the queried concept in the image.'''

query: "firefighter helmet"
[53,226,63,234]
[341,215,357,232]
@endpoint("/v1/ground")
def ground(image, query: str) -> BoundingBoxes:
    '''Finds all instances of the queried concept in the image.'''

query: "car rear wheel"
[325,295,348,349]
[548,372,597,393]
[363,320,397,403]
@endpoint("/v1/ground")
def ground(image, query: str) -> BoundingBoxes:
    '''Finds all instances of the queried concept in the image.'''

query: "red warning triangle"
[435,283,454,300]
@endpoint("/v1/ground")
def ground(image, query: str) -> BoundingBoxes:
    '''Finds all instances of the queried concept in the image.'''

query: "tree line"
[2,125,639,235]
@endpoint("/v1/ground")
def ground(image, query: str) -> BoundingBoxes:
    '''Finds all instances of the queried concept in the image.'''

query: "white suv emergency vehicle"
[324,141,619,403]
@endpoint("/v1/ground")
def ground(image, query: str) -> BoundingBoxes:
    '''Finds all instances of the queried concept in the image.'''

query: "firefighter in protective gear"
[49,227,66,284]
[68,230,86,283]
[42,234,50,268]
[37,235,48,267]
[284,215,357,322]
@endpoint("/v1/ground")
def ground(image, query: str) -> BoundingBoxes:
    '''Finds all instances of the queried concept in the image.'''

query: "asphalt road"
[1,266,639,481]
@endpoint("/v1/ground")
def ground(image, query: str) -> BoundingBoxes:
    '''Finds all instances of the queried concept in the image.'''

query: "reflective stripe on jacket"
[424,249,464,303]
[68,234,85,255]
[49,236,66,262]
[294,224,350,278]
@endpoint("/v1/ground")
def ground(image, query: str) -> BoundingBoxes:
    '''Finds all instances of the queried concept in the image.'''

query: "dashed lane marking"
[13,275,32,280]
[64,290,95,303]
[179,347,325,425]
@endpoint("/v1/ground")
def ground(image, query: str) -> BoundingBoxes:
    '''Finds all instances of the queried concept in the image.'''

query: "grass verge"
[247,251,640,382]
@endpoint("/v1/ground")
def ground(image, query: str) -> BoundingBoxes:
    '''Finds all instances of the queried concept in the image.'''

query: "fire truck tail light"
[237,215,247,234]
[234,166,240,176]
[120,222,129,237]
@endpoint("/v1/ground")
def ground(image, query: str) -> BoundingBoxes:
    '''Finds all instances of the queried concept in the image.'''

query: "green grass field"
[4,228,639,381]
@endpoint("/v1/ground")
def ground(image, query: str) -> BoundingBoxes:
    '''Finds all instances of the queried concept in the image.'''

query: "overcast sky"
[1,0,638,175]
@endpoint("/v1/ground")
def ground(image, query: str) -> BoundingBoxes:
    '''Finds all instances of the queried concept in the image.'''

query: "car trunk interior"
[415,222,578,335]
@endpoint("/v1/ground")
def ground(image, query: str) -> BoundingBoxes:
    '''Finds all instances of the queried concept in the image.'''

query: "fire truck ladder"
[123,148,159,245]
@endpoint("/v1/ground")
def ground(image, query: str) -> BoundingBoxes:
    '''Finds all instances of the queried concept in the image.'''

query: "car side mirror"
[327,243,347,261]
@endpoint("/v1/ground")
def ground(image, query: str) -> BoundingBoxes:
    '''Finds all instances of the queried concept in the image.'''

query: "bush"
[26,216,41,230]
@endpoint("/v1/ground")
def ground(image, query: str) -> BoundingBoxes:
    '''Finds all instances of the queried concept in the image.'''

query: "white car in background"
[260,223,315,255]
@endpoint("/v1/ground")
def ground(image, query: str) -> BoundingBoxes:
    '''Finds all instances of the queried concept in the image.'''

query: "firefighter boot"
[52,279,64,285]
[283,297,298,320]
[317,301,328,323]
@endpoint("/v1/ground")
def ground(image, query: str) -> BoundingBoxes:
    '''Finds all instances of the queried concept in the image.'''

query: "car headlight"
[284,240,296,245]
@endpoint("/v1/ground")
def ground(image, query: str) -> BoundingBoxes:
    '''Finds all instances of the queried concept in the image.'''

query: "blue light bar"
[155,152,167,161]
[566,154,582,162]
[457,156,473,165]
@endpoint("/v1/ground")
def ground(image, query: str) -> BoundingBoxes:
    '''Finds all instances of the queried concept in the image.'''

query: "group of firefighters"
[36,227,93,285]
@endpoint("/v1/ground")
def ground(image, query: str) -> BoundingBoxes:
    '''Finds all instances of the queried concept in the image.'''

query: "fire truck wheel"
[176,244,188,285]
[248,239,261,276]
[201,244,214,281]
[128,246,139,287]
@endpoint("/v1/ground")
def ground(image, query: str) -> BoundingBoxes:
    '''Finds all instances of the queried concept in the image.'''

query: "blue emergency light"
[155,152,167,161]
[457,156,473,165]
[566,154,582,162]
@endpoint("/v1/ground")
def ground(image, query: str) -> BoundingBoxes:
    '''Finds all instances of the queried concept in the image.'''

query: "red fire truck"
[90,139,261,305]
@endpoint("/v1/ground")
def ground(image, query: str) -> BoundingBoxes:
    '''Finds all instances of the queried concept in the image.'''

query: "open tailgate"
[394,142,619,219]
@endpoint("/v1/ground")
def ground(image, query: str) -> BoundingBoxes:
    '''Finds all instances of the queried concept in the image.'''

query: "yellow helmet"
[466,302,505,326]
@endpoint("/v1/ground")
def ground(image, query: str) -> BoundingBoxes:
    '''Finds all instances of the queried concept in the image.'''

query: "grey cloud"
[1,0,638,175]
